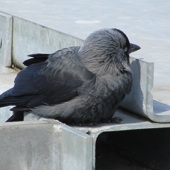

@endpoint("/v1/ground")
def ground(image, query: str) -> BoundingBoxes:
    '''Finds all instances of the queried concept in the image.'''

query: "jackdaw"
[0,28,140,125]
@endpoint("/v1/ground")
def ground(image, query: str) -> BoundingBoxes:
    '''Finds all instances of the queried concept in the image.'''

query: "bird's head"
[79,28,140,75]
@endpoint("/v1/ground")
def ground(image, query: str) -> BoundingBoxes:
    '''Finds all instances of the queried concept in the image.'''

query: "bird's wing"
[0,46,95,107]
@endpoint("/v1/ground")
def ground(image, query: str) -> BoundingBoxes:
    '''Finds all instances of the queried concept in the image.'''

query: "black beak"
[129,43,141,54]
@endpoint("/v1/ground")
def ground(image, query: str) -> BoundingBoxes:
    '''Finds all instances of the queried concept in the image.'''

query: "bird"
[0,28,140,125]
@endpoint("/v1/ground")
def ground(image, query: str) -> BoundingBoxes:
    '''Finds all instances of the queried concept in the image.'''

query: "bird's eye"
[124,47,128,52]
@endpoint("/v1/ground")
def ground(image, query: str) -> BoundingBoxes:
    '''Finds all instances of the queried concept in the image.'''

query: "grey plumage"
[0,28,140,124]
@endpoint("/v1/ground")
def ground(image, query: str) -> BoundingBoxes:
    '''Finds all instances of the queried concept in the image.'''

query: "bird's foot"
[78,122,97,127]
[108,117,123,124]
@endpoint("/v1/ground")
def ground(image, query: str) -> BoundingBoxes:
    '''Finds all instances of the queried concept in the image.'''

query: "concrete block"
[0,120,93,170]
[0,12,12,67]
[24,115,93,169]
[24,110,170,169]
[1,116,170,170]
[12,17,84,69]
[56,122,93,170]
[0,121,54,170]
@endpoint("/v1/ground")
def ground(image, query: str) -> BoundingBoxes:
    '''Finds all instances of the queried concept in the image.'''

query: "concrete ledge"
[0,12,12,67]
[0,121,54,170]
[2,115,170,170]
[0,120,92,170]
[12,17,84,69]
[24,110,170,169]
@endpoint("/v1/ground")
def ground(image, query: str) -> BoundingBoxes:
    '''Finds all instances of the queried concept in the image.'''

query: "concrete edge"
[0,120,93,170]
[0,12,12,66]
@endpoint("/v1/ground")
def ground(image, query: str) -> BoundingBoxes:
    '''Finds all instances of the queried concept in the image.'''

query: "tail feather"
[0,89,31,107]
[0,96,27,107]
[23,53,49,66]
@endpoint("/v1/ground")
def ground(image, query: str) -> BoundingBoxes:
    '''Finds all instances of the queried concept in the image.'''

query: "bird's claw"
[109,117,123,123]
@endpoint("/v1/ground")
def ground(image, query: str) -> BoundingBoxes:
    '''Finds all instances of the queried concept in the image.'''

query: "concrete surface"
[0,121,54,170]
[0,12,12,66]
[0,120,93,170]
[0,0,170,122]
[25,110,170,169]
[2,116,170,170]
[12,17,83,69]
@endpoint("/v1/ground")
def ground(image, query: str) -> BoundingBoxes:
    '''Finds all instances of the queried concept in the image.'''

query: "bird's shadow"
[121,58,170,117]
[153,100,170,114]
[120,58,144,115]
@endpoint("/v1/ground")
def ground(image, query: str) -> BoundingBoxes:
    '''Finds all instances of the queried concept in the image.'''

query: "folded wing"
[0,46,95,109]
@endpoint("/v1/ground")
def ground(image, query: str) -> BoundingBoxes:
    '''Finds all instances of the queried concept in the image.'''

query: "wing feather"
[0,46,95,108]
